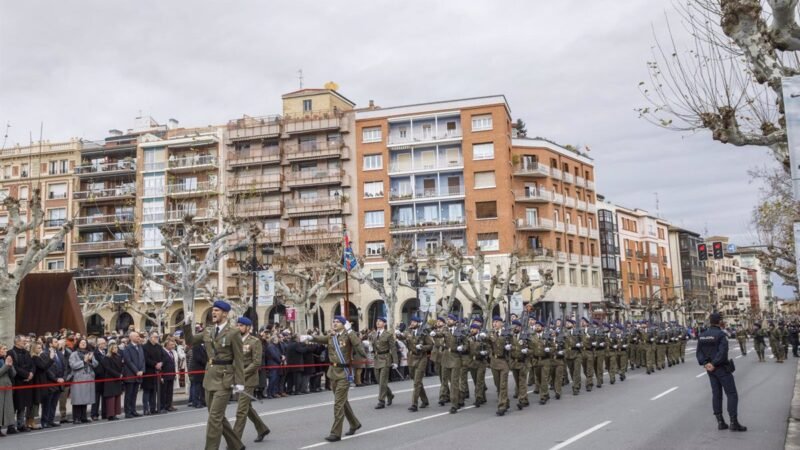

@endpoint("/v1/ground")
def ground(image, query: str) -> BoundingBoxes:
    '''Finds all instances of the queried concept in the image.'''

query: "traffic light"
[697,243,708,261]
[712,241,724,260]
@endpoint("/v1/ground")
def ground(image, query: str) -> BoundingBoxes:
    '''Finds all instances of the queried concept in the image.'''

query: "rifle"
[519,311,531,342]
[418,310,432,337]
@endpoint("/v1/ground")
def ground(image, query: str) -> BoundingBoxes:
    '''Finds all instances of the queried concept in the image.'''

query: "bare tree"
[125,214,251,325]
[275,244,345,331]
[77,278,119,322]
[0,189,73,344]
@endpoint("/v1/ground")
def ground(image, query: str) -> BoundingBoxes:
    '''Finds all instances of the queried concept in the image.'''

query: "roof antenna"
[654,192,660,218]
[1,121,9,151]
[297,69,304,89]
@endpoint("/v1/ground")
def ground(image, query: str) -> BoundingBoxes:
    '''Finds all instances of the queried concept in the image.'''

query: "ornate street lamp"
[234,243,275,331]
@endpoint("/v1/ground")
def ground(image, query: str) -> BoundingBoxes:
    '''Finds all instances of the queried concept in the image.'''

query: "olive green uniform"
[488,329,510,412]
[234,334,269,440]
[549,332,566,398]
[402,327,433,408]
[736,330,748,355]
[184,322,246,450]
[468,333,489,406]
[563,327,582,395]
[580,328,595,390]
[370,328,399,405]
[431,328,449,404]
[311,330,366,438]
[440,326,463,411]
[531,332,550,403]
[510,331,529,407]
[593,330,606,387]
[753,328,767,361]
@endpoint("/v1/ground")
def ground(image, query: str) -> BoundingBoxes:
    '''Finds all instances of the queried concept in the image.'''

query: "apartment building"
[595,197,623,319]
[704,235,739,317]
[0,139,83,273]
[733,246,774,314]
[668,226,711,324]
[355,96,602,324]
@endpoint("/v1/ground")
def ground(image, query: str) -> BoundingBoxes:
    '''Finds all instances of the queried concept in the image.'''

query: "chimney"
[108,129,123,137]
[168,118,179,130]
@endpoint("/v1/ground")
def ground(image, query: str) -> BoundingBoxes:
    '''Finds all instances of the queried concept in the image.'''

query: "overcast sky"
[0,1,791,296]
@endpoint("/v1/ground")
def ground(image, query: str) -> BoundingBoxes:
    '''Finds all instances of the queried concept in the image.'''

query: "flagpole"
[343,224,350,321]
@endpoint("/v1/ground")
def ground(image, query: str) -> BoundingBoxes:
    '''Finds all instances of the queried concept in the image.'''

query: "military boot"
[729,416,747,432]
[715,414,729,430]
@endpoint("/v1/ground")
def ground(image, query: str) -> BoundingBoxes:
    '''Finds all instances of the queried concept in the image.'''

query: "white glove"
[557,350,564,356]
[429,331,436,337]
[299,335,312,343]
[395,329,402,336]
[391,363,398,370]
[623,345,628,349]
[479,332,487,339]
[544,347,551,352]
[599,343,605,347]
[415,344,423,350]
[576,343,581,348]
[479,350,488,356]
[521,348,528,354]
[504,344,512,351]
[233,384,244,393]
[592,342,597,346]
[344,321,352,331]
[456,345,464,352]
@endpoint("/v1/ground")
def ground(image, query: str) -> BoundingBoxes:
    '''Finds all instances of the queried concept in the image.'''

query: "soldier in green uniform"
[579,318,595,391]
[459,318,473,403]
[636,321,647,369]
[435,314,463,413]
[774,322,788,363]
[768,322,781,362]
[605,324,619,384]
[509,320,529,409]
[531,321,551,404]
[182,300,246,450]
[233,317,270,443]
[488,316,511,415]
[303,315,365,442]
[617,325,629,381]
[736,327,748,356]
[400,315,432,412]
[644,322,657,374]
[753,323,767,362]
[370,317,398,409]
[549,328,566,400]
[468,323,489,407]
[678,324,688,363]
[656,323,668,370]
[592,321,606,389]
[563,319,582,395]
[430,317,448,405]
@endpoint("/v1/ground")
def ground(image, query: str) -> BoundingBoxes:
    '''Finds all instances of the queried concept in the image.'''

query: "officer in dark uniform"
[696,312,747,432]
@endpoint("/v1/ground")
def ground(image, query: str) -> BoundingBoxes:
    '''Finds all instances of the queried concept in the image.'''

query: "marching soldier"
[656,323,668,370]
[182,300,246,450]
[370,316,398,409]
[233,317,270,443]
[509,320,529,409]
[563,319,582,395]
[459,318,472,403]
[605,324,619,384]
[778,321,790,362]
[616,325,628,381]
[436,314,463,413]
[579,318,595,391]
[592,321,606,389]
[303,316,365,442]
[401,316,432,412]
[430,317,449,405]
[548,328,566,400]
[468,323,489,407]
[531,321,551,405]
[679,324,689,363]
[753,323,767,362]
[488,316,511,415]
[644,322,657,374]
[736,327,748,356]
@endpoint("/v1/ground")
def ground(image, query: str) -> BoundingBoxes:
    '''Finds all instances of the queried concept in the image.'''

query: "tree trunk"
[183,286,195,323]
[0,284,19,345]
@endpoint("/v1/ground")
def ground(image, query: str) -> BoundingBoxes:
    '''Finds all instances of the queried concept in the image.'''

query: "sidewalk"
[787,358,800,449]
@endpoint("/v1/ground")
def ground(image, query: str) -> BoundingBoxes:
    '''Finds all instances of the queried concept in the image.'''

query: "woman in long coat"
[68,339,98,424]
[100,342,124,420]
[0,344,16,436]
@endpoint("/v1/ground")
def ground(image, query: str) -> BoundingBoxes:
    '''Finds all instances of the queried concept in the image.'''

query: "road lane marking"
[735,355,742,359]
[548,421,612,450]
[650,386,678,400]
[696,372,707,378]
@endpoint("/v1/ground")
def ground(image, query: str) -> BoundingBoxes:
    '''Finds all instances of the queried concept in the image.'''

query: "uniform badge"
[243,344,250,353]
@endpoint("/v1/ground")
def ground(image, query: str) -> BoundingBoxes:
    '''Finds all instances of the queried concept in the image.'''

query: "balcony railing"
[587,180,595,190]
[168,155,218,171]
[72,266,134,278]
[285,139,347,161]
[44,218,68,228]
[387,130,462,146]
[627,272,635,281]
[552,193,564,204]
[78,293,131,304]
[73,240,126,253]
[388,157,464,174]
[592,256,601,266]
[284,169,345,187]
[569,253,580,264]
[578,226,589,237]
[226,115,281,139]
[234,200,282,216]
[589,229,599,239]
[515,217,554,231]
[226,147,281,169]
[75,213,135,227]
[575,176,586,187]
[512,162,550,177]
[566,223,577,235]
[514,189,553,202]
[556,251,568,262]
[554,221,565,232]
[75,160,136,176]
[587,203,597,213]
[550,167,562,180]
[285,197,344,215]
[564,197,576,208]
[227,173,282,193]
[580,255,592,265]
[576,200,587,211]
[166,180,218,196]
[13,246,27,254]
[390,217,467,232]
[563,172,574,184]
[74,186,136,201]
[625,249,633,258]
[639,274,647,281]
[409,185,465,200]
[636,251,644,259]
[284,224,343,245]
[166,208,218,222]
[282,109,343,134]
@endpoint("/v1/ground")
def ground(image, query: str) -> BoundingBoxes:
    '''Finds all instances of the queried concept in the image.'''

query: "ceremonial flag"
[343,232,358,272]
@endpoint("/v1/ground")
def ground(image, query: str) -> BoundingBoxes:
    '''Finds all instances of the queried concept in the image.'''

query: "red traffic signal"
[697,243,708,261]
[712,242,724,260]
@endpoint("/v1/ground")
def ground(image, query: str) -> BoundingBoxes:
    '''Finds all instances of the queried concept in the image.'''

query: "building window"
[48,160,68,175]
[371,269,385,284]
[366,241,385,257]
[472,142,494,160]
[18,186,28,201]
[471,114,493,131]
[581,270,588,286]
[365,210,385,228]
[363,181,384,198]
[473,171,496,189]
[302,99,312,112]
[363,154,383,170]
[20,163,29,177]
[557,267,565,284]
[143,226,163,248]
[47,183,68,199]
[475,201,497,219]
[362,127,382,143]
[569,269,577,285]
[46,259,65,271]
[477,233,499,251]
[46,208,67,227]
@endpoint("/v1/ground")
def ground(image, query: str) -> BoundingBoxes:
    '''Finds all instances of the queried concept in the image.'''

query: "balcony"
[569,253,580,264]
[166,180,218,197]
[285,139,348,162]
[227,173,282,194]
[523,247,555,260]
[587,203,597,213]
[576,200,587,211]
[226,115,281,141]
[283,224,343,246]
[580,255,592,265]
[647,253,660,263]
[74,160,136,178]
[552,193,564,204]
[74,186,136,203]
[226,147,281,169]
[75,213,135,229]
[284,169,347,188]
[512,162,550,177]
[72,265,134,279]
[554,221,565,232]
[44,219,68,228]
[390,217,467,234]
[562,172,574,184]
[388,157,464,175]
[515,217,554,231]
[13,246,27,255]
[550,168,563,180]
[258,228,283,244]
[636,251,644,259]
[556,251,568,263]
[165,208,218,223]
[514,188,553,203]
[639,274,647,281]
[627,272,635,281]
[78,293,131,304]
[575,176,586,187]
[592,256,601,267]
[282,109,344,134]
[73,240,126,254]
[234,200,282,217]
[578,226,589,237]
[589,229,599,239]
[389,185,465,203]
[167,155,218,173]
[566,223,577,235]
[564,197,576,208]
[285,197,345,217]
[625,249,633,258]
[387,130,462,147]
[587,180,595,190]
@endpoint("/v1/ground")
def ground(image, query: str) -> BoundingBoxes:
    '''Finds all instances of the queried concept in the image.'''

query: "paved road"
[10,342,797,450]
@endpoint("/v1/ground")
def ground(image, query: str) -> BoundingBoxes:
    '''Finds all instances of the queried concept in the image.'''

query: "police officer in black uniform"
[696,312,747,432]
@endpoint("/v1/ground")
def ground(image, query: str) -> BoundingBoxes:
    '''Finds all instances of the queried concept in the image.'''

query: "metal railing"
[166,180,218,195]
[72,240,126,252]
[227,147,281,168]
[390,217,467,230]
[285,197,343,213]
[285,139,346,161]
[284,169,344,185]
[388,157,464,173]
[75,160,136,175]
[512,162,550,177]
[166,208,218,222]
[514,188,553,202]
[168,155,218,170]
[387,130,462,146]
[515,217,554,230]
[74,214,135,227]
[228,173,282,192]
[74,186,136,200]
[72,266,134,278]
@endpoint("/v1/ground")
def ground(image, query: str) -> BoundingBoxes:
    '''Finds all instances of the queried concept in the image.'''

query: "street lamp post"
[405,264,428,317]
[234,243,275,331]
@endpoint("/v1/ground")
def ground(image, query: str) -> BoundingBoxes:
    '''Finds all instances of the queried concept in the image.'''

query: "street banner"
[256,269,275,307]
[286,307,297,322]
[420,287,436,312]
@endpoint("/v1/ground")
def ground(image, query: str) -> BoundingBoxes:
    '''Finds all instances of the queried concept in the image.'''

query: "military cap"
[333,315,347,324]
[237,317,252,327]
[410,316,422,323]
[212,300,231,312]
[512,320,522,326]
[470,324,481,330]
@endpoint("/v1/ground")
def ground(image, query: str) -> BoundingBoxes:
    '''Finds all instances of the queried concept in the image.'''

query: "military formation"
[731,319,798,363]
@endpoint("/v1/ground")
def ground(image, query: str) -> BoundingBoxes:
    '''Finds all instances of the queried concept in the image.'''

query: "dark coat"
[142,341,163,390]
[303,347,315,376]
[190,343,207,383]
[33,353,57,400]
[121,344,145,383]
[93,349,106,396]
[8,346,35,409]
[265,342,282,367]
[160,348,177,382]
[285,341,308,372]
[101,353,124,398]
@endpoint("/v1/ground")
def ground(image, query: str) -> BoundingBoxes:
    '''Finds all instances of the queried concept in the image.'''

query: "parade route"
[12,344,797,450]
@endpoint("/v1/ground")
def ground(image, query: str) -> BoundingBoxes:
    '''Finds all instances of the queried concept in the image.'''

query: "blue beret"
[376,316,387,323]
[566,319,575,324]
[470,324,481,330]
[436,316,446,322]
[472,317,484,324]
[237,317,252,326]
[535,321,544,327]
[581,317,590,323]
[512,320,522,326]
[410,316,422,323]
[447,314,458,321]
[333,315,347,324]
[592,320,599,326]
[212,300,231,312]
[492,315,503,322]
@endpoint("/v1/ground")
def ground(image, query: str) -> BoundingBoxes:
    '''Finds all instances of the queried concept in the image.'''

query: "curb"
[787,358,800,450]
